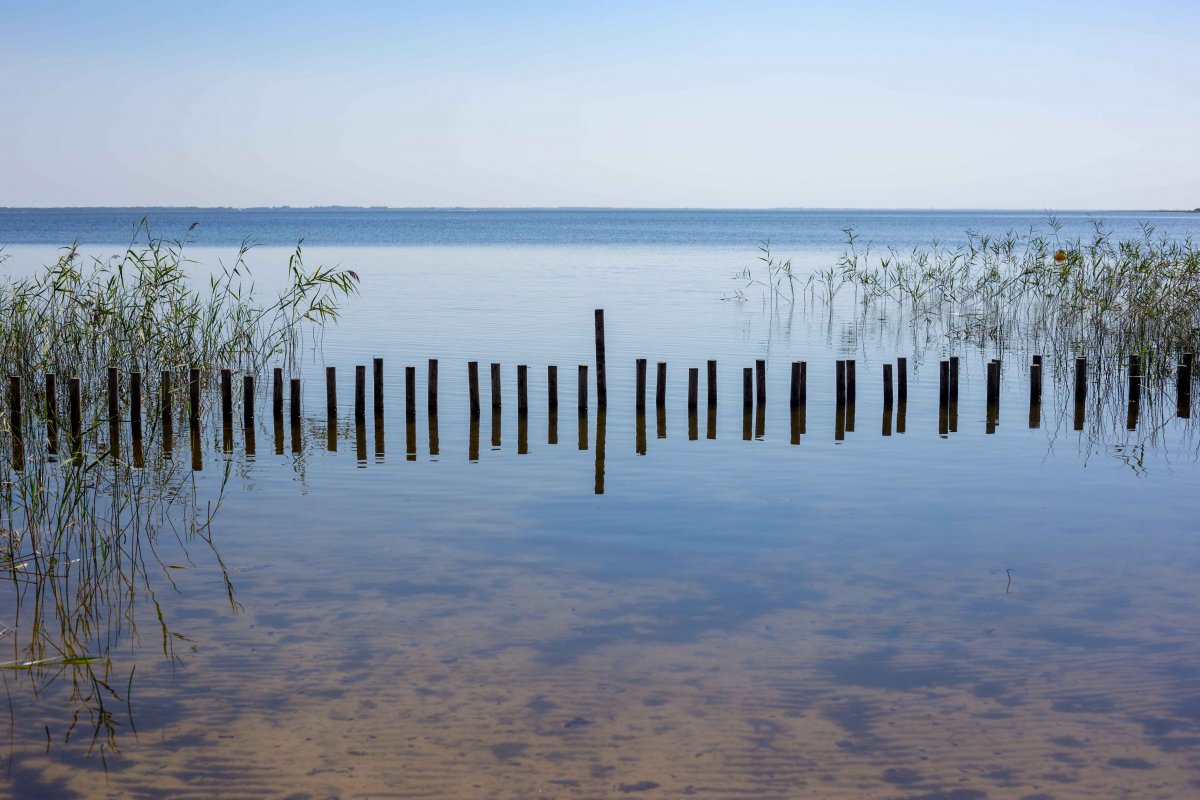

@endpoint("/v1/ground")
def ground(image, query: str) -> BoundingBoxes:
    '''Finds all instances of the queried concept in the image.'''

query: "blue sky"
[2,1,1197,208]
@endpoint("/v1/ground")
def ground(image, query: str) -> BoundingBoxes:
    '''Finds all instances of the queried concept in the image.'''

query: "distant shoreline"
[0,206,1197,214]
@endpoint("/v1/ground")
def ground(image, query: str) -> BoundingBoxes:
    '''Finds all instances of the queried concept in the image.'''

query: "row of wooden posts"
[3,310,1196,454]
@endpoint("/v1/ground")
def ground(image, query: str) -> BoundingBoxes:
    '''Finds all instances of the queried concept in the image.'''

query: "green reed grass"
[810,218,1199,367]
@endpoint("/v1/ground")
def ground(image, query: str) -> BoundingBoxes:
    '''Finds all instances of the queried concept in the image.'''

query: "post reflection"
[594,410,606,495]
[469,413,480,462]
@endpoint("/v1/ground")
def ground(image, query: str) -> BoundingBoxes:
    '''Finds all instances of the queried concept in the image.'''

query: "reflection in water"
[408,412,418,461]
[594,409,606,495]
[1,413,235,771]
[469,413,480,461]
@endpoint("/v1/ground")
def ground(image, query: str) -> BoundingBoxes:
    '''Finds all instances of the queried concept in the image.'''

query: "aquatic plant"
[0,219,359,422]
[759,219,1200,373]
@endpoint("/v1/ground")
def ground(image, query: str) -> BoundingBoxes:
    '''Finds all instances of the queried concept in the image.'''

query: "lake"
[2,208,1200,799]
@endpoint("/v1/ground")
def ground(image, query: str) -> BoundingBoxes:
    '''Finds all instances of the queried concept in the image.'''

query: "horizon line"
[1,205,1197,214]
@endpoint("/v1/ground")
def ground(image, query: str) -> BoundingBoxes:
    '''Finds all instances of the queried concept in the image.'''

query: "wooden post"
[273,367,284,419]
[244,374,255,426]
[1178,363,1191,418]
[428,359,439,416]
[490,362,501,410]
[845,359,855,406]
[986,360,1001,434]
[161,370,172,426]
[939,360,950,409]
[517,364,528,415]
[130,371,143,442]
[1073,356,1086,430]
[1126,354,1141,431]
[687,367,698,411]
[108,367,120,454]
[547,365,558,412]
[636,358,647,411]
[707,360,717,407]
[595,309,607,410]
[835,360,846,409]
[742,367,753,411]
[45,373,58,427]
[45,373,58,453]
[326,366,337,418]
[755,359,766,408]
[8,375,21,439]
[354,365,366,421]
[187,367,201,422]
[373,358,384,418]
[405,365,417,419]
[577,365,587,413]
[1029,362,1042,429]
[883,363,893,410]
[468,361,481,415]
[656,362,666,408]
[68,377,82,445]
[219,368,232,428]
[290,378,301,422]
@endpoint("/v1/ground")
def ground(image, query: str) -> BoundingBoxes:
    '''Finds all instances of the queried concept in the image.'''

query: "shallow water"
[2,210,1200,798]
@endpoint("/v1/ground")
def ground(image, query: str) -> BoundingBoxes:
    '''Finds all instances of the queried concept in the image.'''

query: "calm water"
[3,209,1200,799]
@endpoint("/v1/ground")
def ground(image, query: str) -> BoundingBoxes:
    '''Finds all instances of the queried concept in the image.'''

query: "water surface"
[2,209,1199,798]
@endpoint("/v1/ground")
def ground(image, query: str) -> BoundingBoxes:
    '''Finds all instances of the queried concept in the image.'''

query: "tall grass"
[803,219,1200,369]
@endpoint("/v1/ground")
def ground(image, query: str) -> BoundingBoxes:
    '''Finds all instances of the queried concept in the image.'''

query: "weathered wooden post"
[468,361,480,415]
[595,309,607,410]
[707,360,717,407]
[354,365,366,421]
[406,365,417,420]
[220,368,232,429]
[636,358,647,411]
[687,367,698,411]
[742,367,753,411]
[45,373,58,454]
[577,365,587,413]
[244,374,255,426]
[428,359,439,416]
[68,376,82,448]
[273,367,284,419]
[656,362,667,409]
[108,367,120,454]
[290,377,301,422]
[547,365,558,412]
[490,362,502,411]
[326,367,337,419]
[517,364,528,415]
[373,357,384,418]
[131,371,143,443]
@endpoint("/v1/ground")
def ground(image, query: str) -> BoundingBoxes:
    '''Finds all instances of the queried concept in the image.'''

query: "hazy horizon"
[3,1,1197,209]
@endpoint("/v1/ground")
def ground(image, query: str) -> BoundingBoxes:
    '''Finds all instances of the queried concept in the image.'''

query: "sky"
[1,0,1197,209]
